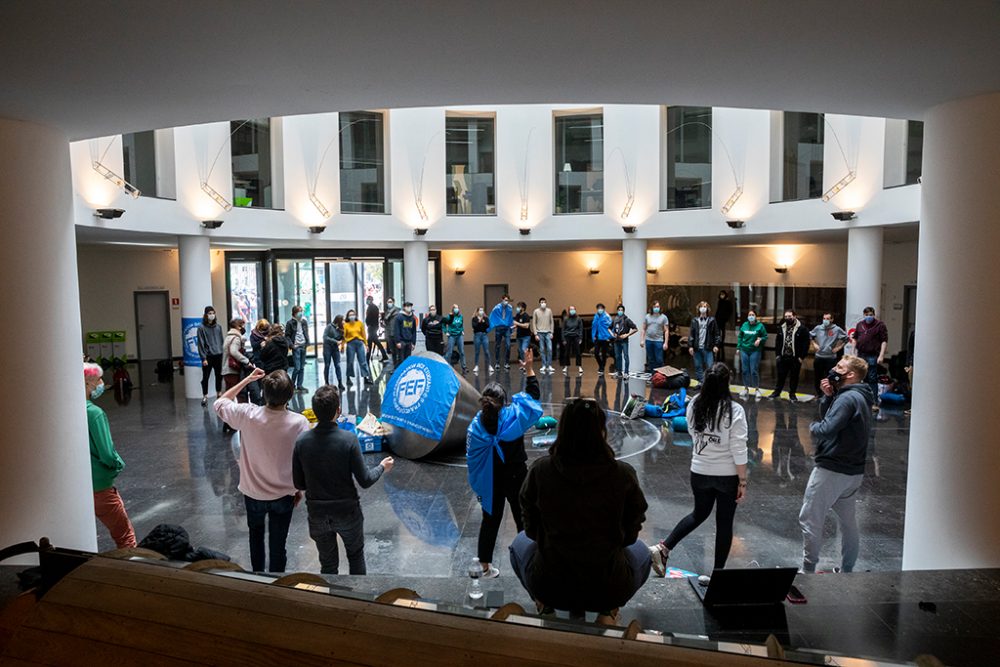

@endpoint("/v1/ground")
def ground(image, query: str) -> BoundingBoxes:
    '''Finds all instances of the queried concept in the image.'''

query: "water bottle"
[467,558,484,601]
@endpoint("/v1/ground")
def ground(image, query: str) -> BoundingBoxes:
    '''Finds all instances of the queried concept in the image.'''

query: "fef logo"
[393,363,432,413]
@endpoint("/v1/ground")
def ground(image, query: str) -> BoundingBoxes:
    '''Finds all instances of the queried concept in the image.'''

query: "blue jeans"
[509,531,651,611]
[308,505,366,575]
[473,331,490,368]
[493,326,511,367]
[244,494,295,573]
[346,339,370,381]
[517,336,531,361]
[323,345,342,386]
[862,354,880,404]
[645,339,664,372]
[613,339,630,375]
[446,333,466,369]
[291,346,307,389]
[537,331,552,367]
[693,348,714,382]
[740,348,761,389]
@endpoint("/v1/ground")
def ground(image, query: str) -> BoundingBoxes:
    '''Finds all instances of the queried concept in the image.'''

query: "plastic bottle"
[467,558,484,601]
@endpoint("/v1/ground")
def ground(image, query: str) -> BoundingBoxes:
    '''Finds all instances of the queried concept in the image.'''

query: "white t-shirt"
[686,397,749,476]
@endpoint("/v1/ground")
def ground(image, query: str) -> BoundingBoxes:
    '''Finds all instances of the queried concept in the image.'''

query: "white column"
[178,235,213,399]
[621,239,647,374]
[845,226,884,328]
[403,240,429,347]
[903,92,1000,570]
[0,118,97,557]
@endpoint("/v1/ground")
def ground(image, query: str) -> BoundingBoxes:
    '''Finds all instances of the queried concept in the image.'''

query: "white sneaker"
[547,365,555,373]
[739,389,749,399]
[562,366,568,375]
[481,565,500,579]
[488,366,495,375]
[578,367,584,375]
[473,365,479,374]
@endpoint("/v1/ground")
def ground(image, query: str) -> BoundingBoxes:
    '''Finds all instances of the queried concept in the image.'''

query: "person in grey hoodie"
[799,355,874,573]
[561,305,585,376]
[197,305,225,406]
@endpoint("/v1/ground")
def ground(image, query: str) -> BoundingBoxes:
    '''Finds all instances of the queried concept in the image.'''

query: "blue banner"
[182,317,201,366]
[380,355,460,441]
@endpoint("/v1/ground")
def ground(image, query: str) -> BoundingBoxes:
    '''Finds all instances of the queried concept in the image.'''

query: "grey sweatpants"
[798,466,863,572]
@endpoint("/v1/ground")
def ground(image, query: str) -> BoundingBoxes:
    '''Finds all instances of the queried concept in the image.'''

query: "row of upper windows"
[121,109,923,215]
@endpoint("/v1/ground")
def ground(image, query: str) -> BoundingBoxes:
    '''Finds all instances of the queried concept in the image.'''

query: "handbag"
[226,335,242,370]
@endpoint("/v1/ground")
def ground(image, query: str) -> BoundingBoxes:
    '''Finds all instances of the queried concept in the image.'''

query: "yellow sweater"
[343,320,367,344]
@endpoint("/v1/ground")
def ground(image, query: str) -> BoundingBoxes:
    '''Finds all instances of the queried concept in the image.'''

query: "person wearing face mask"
[591,302,614,376]
[284,305,311,394]
[715,290,734,361]
[489,295,514,371]
[513,301,533,366]
[197,306,225,407]
[531,298,555,373]
[84,362,137,549]
[640,301,669,375]
[441,304,467,373]
[561,305,584,375]
[736,310,767,399]
[383,298,401,368]
[365,295,388,364]
[768,309,810,401]
[799,355,874,574]
[854,307,888,412]
[809,313,848,396]
[688,301,722,383]
[610,304,638,378]
[343,309,372,386]
[421,305,445,356]
[221,318,253,433]
[471,306,492,374]
[392,301,419,364]
[323,314,346,390]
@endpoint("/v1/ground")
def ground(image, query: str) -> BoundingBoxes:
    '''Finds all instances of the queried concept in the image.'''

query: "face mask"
[699,308,708,315]
[864,315,874,324]
[387,302,394,308]
[347,315,356,322]
[90,384,105,400]
[617,309,624,316]
[652,307,660,314]
[827,369,844,385]
[207,313,216,322]
[453,308,460,314]
[239,327,246,335]
[569,309,577,316]
[404,307,412,314]
[515,307,522,313]
[540,302,547,309]
[748,315,757,323]
[597,308,605,315]
[823,319,832,327]
[784,318,794,325]
[503,300,509,306]
[477,309,484,316]
[430,310,437,316]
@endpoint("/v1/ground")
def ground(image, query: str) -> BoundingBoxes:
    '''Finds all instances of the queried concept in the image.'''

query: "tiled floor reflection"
[101,351,909,578]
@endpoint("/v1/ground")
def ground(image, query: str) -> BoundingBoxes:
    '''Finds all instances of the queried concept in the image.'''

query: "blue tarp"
[380,355,461,441]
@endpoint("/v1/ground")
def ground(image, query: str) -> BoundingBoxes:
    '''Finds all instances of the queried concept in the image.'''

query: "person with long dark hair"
[650,362,748,576]
[466,349,542,578]
[510,391,651,624]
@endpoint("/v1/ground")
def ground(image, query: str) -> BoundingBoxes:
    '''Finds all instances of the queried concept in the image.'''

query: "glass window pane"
[122,130,157,197]
[665,106,712,210]
[229,261,262,326]
[446,116,495,215]
[231,119,272,208]
[905,121,923,185]
[782,112,824,201]
[555,113,603,214]
[328,262,357,320]
[340,111,386,213]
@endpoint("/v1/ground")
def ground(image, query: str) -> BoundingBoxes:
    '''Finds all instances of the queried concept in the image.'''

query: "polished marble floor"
[99,348,910,579]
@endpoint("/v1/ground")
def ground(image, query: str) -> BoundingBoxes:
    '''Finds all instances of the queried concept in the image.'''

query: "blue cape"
[488,302,513,332]
[466,391,543,513]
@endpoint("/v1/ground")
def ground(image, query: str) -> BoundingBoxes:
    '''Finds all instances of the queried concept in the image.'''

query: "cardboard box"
[358,432,384,453]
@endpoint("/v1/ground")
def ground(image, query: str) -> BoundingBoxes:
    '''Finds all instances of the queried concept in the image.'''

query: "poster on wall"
[182,317,201,366]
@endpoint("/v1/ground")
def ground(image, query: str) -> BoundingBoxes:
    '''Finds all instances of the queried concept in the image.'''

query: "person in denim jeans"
[853,306,888,412]
[285,305,310,393]
[513,302,532,365]
[736,310,768,399]
[531,298,556,373]
[611,304,638,378]
[342,309,372,386]
[489,295,514,371]
[214,368,310,572]
[471,307,492,374]
[688,301,721,383]
[442,304,467,373]
[293,385,393,574]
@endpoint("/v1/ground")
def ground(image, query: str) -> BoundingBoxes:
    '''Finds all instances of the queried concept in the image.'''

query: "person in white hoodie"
[649,362,748,576]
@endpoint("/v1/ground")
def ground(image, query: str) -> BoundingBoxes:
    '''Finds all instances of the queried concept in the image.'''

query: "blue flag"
[488,302,513,333]
[466,392,543,513]
[381,355,460,440]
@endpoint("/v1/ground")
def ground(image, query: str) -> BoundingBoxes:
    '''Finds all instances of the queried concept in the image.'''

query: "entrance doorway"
[134,290,172,384]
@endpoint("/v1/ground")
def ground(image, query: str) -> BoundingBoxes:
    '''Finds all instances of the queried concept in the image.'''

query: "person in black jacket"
[383,298,401,368]
[392,302,419,364]
[510,392,652,623]
[293,385,394,574]
[561,305,584,375]
[768,309,811,401]
[689,301,722,382]
[421,305,444,356]
[323,315,345,390]
[364,296,388,363]
[259,324,290,374]
[715,290,734,361]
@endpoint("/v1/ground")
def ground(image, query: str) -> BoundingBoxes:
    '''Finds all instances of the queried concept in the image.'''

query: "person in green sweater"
[84,362,137,549]
[736,310,768,399]
[441,304,467,373]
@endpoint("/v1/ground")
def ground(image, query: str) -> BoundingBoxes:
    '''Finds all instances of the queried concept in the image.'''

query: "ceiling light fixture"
[308,116,381,219]
[622,225,637,234]
[519,227,531,236]
[308,225,326,234]
[200,181,233,212]
[831,210,857,221]
[720,185,744,215]
[415,199,428,221]
[414,227,428,236]
[665,121,743,217]
[94,208,125,219]
[822,118,858,202]
[201,220,224,229]
[609,147,637,220]
[91,136,141,199]
[308,192,330,219]
[726,219,746,229]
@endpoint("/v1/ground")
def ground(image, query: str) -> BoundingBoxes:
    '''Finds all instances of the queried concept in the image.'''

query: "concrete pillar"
[621,239,647,375]
[903,92,1000,570]
[845,226,884,329]
[178,235,213,399]
[404,240,429,347]
[0,118,97,557]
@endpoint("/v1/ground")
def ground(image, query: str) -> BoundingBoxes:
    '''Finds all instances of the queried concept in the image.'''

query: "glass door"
[275,259,317,355]
[228,260,264,326]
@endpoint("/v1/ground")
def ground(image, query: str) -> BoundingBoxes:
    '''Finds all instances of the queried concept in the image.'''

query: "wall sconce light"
[94,208,125,219]
[454,268,466,276]
[92,160,140,199]
[415,200,428,221]
[831,210,857,221]
[822,171,857,202]
[200,181,233,212]
[414,227,428,236]
[646,267,658,275]
[308,192,331,219]
[308,225,326,234]
[201,220,224,230]
[622,225,637,234]
[589,267,600,275]
[774,265,789,274]
[720,185,744,215]
[519,228,531,236]
[726,219,746,229]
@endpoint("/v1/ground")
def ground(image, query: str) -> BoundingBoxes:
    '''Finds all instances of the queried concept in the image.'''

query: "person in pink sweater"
[214,368,310,572]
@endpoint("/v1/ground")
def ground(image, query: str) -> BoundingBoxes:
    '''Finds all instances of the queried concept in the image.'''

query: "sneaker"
[597,370,604,377]
[504,364,510,370]
[766,391,780,399]
[649,542,669,577]
[481,565,500,579]
[788,394,799,403]
[739,389,749,399]
[488,366,495,375]
[338,384,345,391]
[754,389,763,399]
[578,366,584,375]
[201,396,208,407]
[473,365,479,374]
[462,367,468,374]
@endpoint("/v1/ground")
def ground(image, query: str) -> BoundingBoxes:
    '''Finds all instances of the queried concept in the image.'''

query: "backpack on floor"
[622,394,647,420]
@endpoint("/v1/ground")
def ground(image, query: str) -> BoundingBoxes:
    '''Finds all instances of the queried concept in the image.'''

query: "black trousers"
[774,355,803,395]
[664,472,739,570]
[477,462,527,565]
[813,356,836,395]
[366,325,387,361]
[426,336,445,356]
[593,340,611,371]
[564,337,582,366]
[201,354,223,395]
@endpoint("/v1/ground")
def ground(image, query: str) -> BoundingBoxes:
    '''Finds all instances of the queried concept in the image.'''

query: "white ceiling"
[2,1,999,141]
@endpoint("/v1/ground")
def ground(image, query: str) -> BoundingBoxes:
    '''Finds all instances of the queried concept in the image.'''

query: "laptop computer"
[688,567,798,607]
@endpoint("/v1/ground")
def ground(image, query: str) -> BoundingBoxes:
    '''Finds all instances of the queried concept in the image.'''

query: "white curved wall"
[70,105,920,244]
